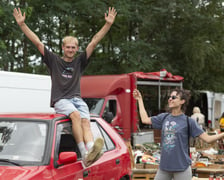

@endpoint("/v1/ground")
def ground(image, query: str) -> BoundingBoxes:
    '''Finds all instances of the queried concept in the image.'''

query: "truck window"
[83,98,104,115]
[138,85,173,128]
[102,100,117,123]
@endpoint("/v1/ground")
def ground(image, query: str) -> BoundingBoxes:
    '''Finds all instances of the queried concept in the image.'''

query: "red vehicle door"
[51,118,131,180]
[88,118,132,180]
[51,120,91,180]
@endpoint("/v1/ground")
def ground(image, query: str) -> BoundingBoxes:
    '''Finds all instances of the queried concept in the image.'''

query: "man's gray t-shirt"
[42,47,89,107]
[151,113,204,171]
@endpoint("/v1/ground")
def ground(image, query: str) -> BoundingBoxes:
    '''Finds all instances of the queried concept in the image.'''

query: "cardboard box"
[135,163,145,169]
[145,164,159,169]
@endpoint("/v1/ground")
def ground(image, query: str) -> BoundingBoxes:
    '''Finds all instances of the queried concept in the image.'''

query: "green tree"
[1,0,224,92]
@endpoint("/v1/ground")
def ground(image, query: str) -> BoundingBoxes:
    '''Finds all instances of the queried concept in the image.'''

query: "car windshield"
[0,120,47,163]
[83,98,104,115]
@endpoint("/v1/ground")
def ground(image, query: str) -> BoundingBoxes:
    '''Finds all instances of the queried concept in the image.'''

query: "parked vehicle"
[186,90,224,129]
[0,70,184,145]
[81,70,184,144]
[0,113,132,180]
[0,71,54,113]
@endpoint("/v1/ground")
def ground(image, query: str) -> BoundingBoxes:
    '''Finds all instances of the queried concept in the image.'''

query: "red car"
[0,113,132,180]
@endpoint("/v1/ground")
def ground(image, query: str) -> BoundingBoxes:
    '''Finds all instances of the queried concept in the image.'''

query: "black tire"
[120,175,129,180]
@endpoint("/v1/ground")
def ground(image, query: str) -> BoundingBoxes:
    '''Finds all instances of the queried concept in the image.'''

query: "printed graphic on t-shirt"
[62,67,74,78]
[163,121,178,152]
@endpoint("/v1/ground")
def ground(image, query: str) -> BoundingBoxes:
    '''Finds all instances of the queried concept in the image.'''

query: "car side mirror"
[57,152,77,165]
[103,112,114,123]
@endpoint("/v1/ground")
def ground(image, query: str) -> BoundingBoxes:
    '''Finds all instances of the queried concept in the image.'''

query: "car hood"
[0,166,51,179]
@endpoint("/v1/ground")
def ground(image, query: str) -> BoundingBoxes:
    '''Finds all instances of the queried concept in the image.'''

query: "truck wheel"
[120,175,129,180]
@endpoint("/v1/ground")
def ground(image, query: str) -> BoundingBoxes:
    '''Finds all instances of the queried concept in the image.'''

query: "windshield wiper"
[0,159,21,166]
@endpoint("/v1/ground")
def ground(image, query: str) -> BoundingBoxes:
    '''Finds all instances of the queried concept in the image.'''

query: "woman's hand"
[133,89,142,100]
[105,7,117,25]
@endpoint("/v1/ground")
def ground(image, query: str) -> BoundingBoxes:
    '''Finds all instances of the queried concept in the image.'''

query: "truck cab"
[81,70,184,145]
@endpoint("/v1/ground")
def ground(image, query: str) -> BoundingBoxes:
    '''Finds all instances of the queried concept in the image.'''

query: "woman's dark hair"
[171,88,191,112]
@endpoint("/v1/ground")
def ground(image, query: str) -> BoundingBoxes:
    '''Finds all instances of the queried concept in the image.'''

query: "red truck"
[81,69,184,145]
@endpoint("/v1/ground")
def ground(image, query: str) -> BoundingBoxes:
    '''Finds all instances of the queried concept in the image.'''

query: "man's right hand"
[13,8,26,26]
[13,7,44,55]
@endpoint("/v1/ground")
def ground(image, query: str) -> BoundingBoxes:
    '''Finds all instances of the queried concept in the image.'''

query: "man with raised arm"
[13,7,117,167]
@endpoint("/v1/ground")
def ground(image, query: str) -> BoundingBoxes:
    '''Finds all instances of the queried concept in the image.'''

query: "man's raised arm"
[13,8,44,55]
[86,7,117,59]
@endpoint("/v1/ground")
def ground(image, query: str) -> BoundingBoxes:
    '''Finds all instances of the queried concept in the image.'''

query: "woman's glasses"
[168,95,178,100]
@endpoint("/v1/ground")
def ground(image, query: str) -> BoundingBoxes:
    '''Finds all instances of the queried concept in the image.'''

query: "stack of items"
[134,143,160,169]
[191,147,224,178]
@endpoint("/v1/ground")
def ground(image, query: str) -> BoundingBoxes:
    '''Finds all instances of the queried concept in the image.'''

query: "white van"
[186,90,224,129]
[0,71,54,113]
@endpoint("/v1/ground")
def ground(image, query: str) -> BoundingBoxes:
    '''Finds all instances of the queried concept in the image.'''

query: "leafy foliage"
[1,0,224,92]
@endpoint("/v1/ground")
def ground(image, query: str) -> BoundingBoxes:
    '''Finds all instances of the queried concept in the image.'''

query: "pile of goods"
[134,143,160,169]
